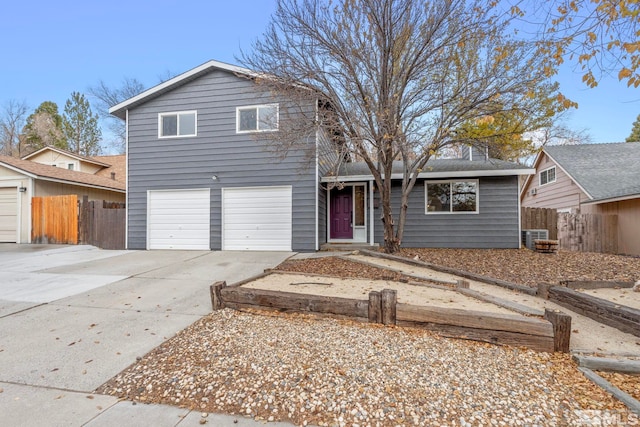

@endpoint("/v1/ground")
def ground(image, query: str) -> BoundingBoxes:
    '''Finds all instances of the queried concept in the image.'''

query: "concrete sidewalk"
[0,244,295,427]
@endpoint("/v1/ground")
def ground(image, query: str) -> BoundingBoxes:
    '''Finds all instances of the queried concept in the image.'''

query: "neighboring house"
[521,143,640,255]
[110,59,534,251]
[0,156,125,243]
[22,146,126,184]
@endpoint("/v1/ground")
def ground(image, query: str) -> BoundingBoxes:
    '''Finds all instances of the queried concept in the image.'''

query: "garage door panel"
[148,189,210,250]
[222,186,292,251]
[0,188,18,243]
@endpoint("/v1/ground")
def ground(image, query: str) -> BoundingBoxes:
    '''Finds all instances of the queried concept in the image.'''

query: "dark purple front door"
[330,188,353,239]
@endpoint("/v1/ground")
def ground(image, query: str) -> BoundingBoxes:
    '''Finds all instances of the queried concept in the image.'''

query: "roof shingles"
[544,143,640,201]
[0,155,125,191]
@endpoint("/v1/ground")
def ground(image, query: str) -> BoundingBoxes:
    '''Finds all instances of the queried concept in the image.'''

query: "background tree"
[0,100,29,157]
[88,77,145,153]
[62,92,102,156]
[22,101,67,153]
[243,0,571,253]
[517,0,640,88]
[626,114,640,142]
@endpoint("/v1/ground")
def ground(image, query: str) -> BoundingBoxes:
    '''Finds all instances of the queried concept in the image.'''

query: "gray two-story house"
[110,60,533,251]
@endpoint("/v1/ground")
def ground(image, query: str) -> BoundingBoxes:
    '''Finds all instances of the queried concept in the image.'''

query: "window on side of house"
[67,163,74,170]
[158,111,197,138]
[236,104,278,133]
[425,180,478,214]
[539,166,556,186]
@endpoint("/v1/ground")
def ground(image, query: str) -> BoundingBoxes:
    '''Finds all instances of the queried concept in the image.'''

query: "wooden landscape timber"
[542,285,640,337]
[559,280,635,290]
[574,355,640,374]
[210,272,571,353]
[358,249,537,296]
[395,304,558,352]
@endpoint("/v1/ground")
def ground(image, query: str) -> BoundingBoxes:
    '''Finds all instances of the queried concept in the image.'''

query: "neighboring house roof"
[525,143,640,204]
[22,145,111,168]
[92,154,126,184]
[322,159,534,182]
[0,155,126,192]
[109,59,255,119]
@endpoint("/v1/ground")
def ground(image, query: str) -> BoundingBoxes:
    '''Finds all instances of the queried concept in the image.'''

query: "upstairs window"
[159,111,197,138]
[425,180,478,214]
[236,104,278,133]
[539,166,556,186]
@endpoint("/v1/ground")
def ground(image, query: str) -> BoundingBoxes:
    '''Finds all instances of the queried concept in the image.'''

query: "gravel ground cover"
[398,248,640,288]
[596,371,640,401]
[274,257,437,285]
[98,309,632,426]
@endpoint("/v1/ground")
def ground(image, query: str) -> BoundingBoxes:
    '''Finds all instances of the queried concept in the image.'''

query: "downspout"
[125,109,129,249]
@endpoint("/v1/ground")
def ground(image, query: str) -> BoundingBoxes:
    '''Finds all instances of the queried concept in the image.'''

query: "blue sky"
[1,0,638,151]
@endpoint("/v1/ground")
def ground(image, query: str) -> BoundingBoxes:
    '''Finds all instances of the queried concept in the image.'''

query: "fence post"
[210,281,227,310]
[544,308,572,353]
[381,289,397,325]
[537,282,552,300]
[368,291,382,323]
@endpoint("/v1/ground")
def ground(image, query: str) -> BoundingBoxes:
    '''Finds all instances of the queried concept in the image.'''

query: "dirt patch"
[399,248,640,288]
[242,272,514,314]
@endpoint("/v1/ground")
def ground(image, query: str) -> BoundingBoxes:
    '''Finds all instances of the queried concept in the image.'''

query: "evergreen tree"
[626,114,640,142]
[63,92,102,156]
[23,101,68,152]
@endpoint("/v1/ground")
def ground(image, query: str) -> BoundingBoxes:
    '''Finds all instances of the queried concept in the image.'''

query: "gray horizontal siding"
[374,176,520,248]
[127,69,316,251]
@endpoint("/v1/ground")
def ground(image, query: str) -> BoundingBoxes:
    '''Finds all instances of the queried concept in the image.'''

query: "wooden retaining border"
[358,249,537,296]
[210,274,571,353]
[537,283,640,337]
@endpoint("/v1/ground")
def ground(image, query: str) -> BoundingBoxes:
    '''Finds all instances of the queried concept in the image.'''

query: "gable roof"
[0,155,125,192]
[109,60,255,119]
[539,143,640,203]
[92,154,126,183]
[22,145,111,167]
[322,158,533,182]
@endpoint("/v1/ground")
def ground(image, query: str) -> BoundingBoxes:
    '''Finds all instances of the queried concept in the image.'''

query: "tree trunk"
[380,177,400,253]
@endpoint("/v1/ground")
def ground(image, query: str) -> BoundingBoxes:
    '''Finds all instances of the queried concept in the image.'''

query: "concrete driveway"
[0,244,293,427]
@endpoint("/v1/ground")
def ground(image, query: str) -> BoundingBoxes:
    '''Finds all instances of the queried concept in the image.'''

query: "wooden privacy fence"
[31,195,79,244]
[521,207,557,240]
[79,196,126,250]
[211,273,572,353]
[557,212,618,254]
[32,195,126,249]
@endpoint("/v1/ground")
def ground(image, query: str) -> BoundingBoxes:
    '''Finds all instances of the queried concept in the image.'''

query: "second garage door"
[222,186,292,251]
[0,187,18,243]
[148,189,210,250]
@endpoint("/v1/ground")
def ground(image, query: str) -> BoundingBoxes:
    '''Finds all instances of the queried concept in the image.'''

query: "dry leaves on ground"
[399,248,640,288]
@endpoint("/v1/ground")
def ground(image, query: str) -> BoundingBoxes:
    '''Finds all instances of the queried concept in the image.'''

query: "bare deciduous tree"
[88,78,145,153]
[242,0,569,253]
[0,100,29,157]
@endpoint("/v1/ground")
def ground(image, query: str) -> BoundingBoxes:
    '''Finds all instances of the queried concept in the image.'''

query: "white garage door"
[148,189,210,250]
[222,186,292,251]
[0,187,18,242]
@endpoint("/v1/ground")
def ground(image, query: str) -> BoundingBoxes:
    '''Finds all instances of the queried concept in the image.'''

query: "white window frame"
[539,166,556,186]
[158,111,198,139]
[236,104,279,134]
[424,179,479,214]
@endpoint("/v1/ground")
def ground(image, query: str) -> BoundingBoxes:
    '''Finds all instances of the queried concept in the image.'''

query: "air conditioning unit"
[530,188,537,196]
[521,229,549,249]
